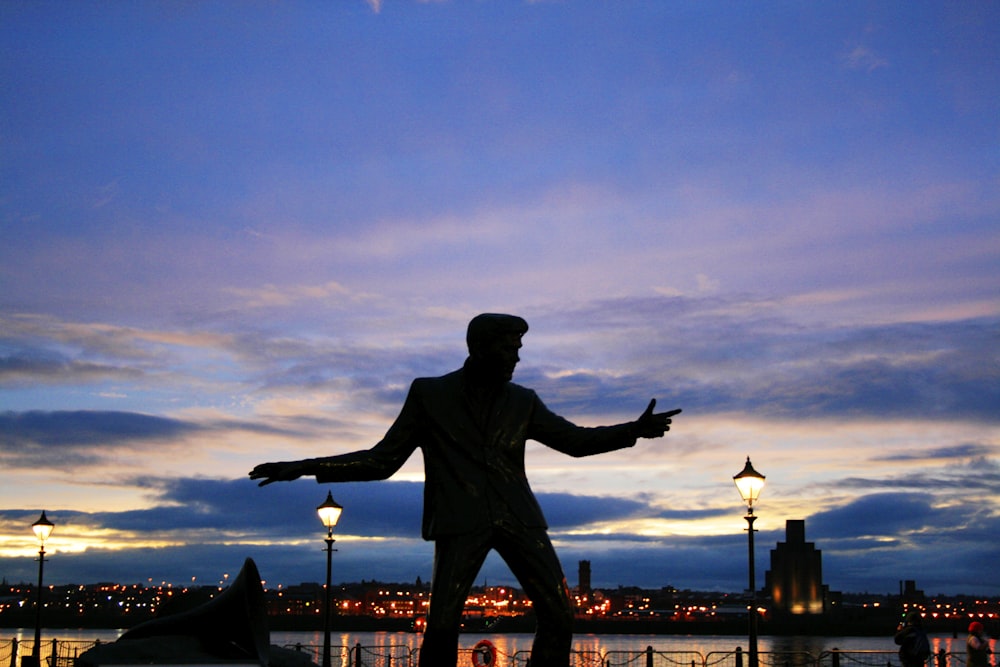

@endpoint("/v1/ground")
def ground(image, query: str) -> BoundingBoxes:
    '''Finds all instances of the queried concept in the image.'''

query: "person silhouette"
[249,313,681,667]
[895,611,930,667]
[967,621,992,667]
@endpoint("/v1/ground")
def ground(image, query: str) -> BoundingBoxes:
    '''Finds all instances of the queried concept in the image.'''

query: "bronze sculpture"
[250,313,681,667]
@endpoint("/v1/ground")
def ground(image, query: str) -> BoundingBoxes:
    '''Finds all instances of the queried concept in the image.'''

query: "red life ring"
[471,639,497,666]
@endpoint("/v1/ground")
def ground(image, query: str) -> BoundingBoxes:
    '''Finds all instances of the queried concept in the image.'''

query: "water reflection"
[283,632,757,660]
[15,628,989,662]
[767,636,828,656]
[275,631,924,656]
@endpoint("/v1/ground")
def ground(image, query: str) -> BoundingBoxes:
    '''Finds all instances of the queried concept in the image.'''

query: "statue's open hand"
[633,399,681,439]
[248,461,303,487]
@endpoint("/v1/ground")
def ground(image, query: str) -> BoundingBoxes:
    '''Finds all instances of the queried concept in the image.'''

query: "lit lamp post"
[28,511,55,667]
[316,491,343,667]
[733,458,765,667]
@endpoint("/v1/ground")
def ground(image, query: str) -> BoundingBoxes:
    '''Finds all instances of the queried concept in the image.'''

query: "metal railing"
[0,639,102,667]
[816,649,976,667]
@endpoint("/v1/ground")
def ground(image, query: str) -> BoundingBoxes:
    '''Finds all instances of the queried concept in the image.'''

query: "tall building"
[578,560,592,597]
[900,579,926,605]
[766,519,825,615]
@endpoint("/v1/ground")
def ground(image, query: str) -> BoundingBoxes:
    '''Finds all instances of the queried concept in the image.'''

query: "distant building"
[578,560,592,597]
[766,519,825,615]
[900,579,926,605]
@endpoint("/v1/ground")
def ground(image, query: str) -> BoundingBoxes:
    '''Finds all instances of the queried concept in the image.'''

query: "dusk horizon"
[1,517,991,601]
[2,2,998,599]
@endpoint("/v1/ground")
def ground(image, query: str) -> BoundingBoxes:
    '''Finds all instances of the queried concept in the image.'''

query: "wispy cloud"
[223,281,361,309]
[841,44,889,72]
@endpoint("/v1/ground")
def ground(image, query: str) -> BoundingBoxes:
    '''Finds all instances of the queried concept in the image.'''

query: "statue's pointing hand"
[633,399,681,439]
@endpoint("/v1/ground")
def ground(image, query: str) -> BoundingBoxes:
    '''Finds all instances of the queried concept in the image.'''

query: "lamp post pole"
[745,507,758,667]
[29,511,55,667]
[733,458,765,667]
[322,530,334,667]
[316,492,343,667]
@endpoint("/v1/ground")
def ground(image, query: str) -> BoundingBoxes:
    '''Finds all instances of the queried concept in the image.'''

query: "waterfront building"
[765,519,828,616]
[578,560,592,598]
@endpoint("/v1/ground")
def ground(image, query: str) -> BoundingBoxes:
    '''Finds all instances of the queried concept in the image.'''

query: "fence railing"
[1,638,991,667]
[0,639,103,667]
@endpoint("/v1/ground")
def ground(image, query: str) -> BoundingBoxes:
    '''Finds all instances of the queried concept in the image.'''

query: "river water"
[6,627,980,656]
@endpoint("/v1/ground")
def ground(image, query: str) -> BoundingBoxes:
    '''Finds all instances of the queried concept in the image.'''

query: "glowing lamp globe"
[32,511,55,547]
[316,492,343,533]
[733,457,766,509]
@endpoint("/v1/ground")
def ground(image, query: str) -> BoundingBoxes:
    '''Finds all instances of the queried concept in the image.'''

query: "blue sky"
[1,1,998,596]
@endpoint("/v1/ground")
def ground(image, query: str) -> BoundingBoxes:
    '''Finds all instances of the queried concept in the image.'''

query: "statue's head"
[466,314,528,382]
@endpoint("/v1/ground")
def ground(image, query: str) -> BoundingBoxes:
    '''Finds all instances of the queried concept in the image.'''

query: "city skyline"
[1,2,998,596]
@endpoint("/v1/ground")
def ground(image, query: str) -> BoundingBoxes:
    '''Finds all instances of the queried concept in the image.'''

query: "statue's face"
[474,333,522,382]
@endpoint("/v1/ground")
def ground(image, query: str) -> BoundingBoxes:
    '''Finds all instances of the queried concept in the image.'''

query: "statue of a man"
[250,313,680,667]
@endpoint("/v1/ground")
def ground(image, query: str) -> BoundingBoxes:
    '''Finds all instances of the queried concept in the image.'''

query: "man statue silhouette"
[249,313,681,667]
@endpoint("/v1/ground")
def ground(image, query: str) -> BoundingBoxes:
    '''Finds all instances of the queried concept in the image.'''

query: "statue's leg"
[495,526,574,667]
[420,530,490,667]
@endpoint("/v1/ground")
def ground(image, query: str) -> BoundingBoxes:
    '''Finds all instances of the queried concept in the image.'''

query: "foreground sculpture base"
[76,559,296,667]
[76,637,315,667]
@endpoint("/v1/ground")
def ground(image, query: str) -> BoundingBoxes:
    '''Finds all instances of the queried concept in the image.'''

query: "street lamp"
[316,491,343,667]
[28,511,55,667]
[733,458,765,667]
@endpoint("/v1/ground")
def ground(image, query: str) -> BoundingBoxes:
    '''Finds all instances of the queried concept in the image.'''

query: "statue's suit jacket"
[311,366,639,540]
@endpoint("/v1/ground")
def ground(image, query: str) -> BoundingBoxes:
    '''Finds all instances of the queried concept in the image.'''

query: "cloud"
[0,411,307,471]
[841,45,889,72]
[222,281,361,309]
[813,495,1000,594]
[807,493,938,539]
[0,411,199,448]
[526,301,1000,424]
[2,475,998,594]
[83,477,657,541]
[0,477,673,586]
[838,458,1000,495]
[0,351,143,386]
[0,313,235,362]
[873,442,996,462]
[537,493,649,528]
[0,411,201,471]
